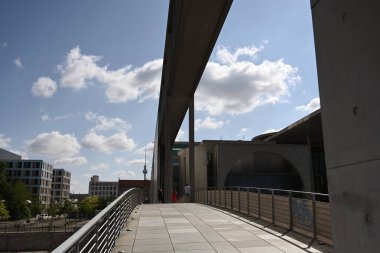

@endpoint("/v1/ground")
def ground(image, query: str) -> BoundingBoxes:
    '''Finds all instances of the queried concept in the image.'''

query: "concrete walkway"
[113,204,331,253]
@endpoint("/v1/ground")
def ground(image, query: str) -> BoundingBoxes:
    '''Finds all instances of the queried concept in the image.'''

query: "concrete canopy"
[156,0,232,146]
[152,0,233,202]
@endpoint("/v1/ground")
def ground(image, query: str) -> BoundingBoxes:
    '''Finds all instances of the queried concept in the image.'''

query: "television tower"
[143,149,147,180]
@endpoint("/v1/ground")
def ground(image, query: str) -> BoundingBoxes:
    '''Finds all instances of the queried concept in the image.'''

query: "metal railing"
[52,188,142,253]
[195,187,332,246]
[0,223,80,233]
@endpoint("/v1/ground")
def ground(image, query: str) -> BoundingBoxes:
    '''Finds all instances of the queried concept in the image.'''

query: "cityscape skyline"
[0,0,320,193]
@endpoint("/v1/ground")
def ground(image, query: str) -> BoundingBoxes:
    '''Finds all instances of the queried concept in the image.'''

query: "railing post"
[214,187,216,206]
[312,193,317,241]
[219,187,221,207]
[247,188,250,216]
[206,188,209,205]
[238,187,241,213]
[95,223,99,253]
[230,187,233,210]
[224,187,227,208]
[258,188,261,219]
[289,191,293,230]
[272,190,275,224]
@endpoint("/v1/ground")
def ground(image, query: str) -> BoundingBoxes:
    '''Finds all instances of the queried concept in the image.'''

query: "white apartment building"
[88,175,118,198]
[1,150,53,205]
[51,168,71,203]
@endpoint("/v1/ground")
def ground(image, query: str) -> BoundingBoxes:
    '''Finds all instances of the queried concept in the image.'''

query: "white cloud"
[14,57,23,68]
[295,97,320,113]
[216,45,264,65]
[196,45,301,115]
[115,157,127,165]
[135,142,154,156]
[85,112,130,132]
[32,77,58,98]
[41,114,51,122]
[91,163,109,171]
[263,128,281,134]
[195,117,224,131]
[42,113,82,122]
[54,156,88,166]
[128,159,148,166]
[0,134,11,149]
[9,150,28,159]
[2,42,7,48]
[25,131,81,159]
[113,170,136,179]
[58,46,162,103]
[82,131,136,154]
[236,128,249,138]
[175,129,187,141]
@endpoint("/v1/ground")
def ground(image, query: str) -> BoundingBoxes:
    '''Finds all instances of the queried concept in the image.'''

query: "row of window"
[5,169,52,179]
[53,170,71,177]
[90,191,117,196]
[90,182,118,186]
[90,186,117,191]
[52,177,70,184]
[52,184,70,190]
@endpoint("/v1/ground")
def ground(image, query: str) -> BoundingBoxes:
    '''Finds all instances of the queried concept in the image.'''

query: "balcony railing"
[52,188,142,253]
[195,187,332,246]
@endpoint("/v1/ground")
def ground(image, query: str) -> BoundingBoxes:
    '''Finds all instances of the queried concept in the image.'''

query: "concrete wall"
[179,145,208,196]
[311,0,380,252]
[0,232,72,252]
[179,142,312,192]
[214,143,311,191]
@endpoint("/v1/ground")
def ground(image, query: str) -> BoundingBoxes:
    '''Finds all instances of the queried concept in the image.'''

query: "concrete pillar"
[163,106,173,203]
[311,0,380,252]
[189,96,195,201]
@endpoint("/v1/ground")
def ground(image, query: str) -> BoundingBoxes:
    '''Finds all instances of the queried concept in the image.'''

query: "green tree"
[79,196,101,218]
[0,162,33,220]
[60,199,77,218]
[0,162,10,200]
[29,197,42,217]
[0,201,9,220]
[6,182,32,220]
[47,201,60,216]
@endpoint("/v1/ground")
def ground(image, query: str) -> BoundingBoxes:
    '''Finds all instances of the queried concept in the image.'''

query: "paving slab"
[113,203,332,253]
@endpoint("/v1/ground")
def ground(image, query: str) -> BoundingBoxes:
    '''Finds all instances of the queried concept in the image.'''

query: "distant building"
[178,109,327,195]
[51,168,71,203]
[0,149,53,206]
[88,175,118,198]
[118,179,150,202]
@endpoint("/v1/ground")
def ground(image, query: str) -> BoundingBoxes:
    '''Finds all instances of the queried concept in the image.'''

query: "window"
[18,162,22,168]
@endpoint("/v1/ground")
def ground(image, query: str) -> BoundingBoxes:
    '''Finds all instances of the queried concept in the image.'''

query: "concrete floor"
[113,204,331,253]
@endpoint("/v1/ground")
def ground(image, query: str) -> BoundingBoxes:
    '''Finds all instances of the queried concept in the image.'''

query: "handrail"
[52,188,141,253]
[196,186,332,246]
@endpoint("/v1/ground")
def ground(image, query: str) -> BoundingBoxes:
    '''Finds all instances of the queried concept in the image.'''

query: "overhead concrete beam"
[153,0,233,202]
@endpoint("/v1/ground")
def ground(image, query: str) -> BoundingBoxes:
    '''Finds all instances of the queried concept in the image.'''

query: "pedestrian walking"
[158,187,164,203]
[172,188,177,203]
[184,183,191,203]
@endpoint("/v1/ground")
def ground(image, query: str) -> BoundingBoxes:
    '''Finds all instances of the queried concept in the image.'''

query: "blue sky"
[0,0,320,193]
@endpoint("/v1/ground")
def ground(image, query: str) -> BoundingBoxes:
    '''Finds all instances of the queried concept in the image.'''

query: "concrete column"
[163,105,173,203]
[311,0,380,252]
[189,96,195,201]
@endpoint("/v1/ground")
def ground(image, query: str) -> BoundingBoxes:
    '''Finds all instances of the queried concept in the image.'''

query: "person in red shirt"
[171,188,177,203]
